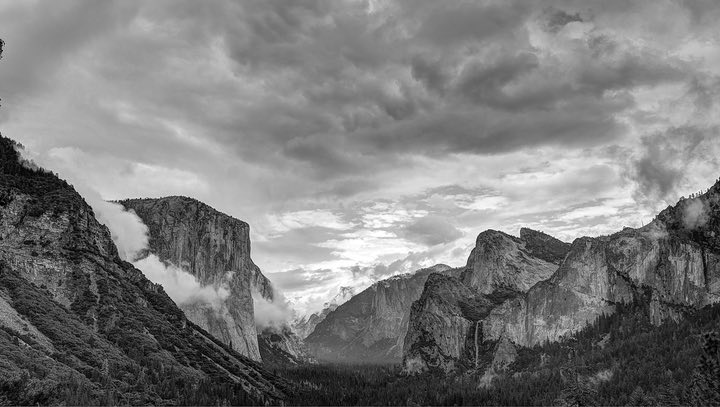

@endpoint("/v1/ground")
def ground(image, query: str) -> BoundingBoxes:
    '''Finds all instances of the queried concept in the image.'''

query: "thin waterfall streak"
[474,320,480,369]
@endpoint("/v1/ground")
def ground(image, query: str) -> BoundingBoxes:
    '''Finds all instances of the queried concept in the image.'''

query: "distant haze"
[1,1,720,314]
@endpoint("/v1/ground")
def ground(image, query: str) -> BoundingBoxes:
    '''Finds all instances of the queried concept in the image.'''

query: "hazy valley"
[2,3,720,404]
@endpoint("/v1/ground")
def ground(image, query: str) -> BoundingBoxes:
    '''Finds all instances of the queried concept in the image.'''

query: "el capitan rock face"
[119,196,273,361]
[0,135,285,404]
[305,264,459,363]
[403,187,720,374]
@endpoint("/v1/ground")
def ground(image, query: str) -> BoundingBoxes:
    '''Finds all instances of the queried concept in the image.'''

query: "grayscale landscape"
[0,1,719,405]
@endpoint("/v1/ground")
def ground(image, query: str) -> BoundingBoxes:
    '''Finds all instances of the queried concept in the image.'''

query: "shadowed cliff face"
[305,264,460,363]
[402,273,501,373]
[119,197,274,361]
[0,135,285,404]
[403,185,720,374]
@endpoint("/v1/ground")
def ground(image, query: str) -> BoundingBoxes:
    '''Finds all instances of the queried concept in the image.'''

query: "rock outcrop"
[258,326,316,368]
[402,273,501,373]
[403,186,720,375]
[305,264,459,363]
[119,196,273,361]
[461,229,569,294]
[484,214,720,347]
[403,229,568,373]
[0,135,285,404]
[292,286,355,340]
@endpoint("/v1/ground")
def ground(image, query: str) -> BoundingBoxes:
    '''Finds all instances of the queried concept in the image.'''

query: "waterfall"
[474,320,480,369]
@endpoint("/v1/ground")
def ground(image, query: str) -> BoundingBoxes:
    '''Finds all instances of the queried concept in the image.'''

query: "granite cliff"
[119,197,273,361]
[305,264,459,363]
[403,185,720,375]
[0,135,286,404]
[292,286,355,340]
[461,228,569,294]
[119,196,318,367]
[403,229,569,373]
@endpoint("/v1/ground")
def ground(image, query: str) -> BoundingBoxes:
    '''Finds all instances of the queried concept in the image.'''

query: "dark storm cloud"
[3,0,720,311]
[403,215,462,246]
[415,2,531,46]
[455,52,539,107]
[631,127,718,203]
[543,7,583,32]
[0,1,138,102]
[9,0,690,185]
[353,103,627,156]
[410,55,448,95]
[268,267,335,292]
[0,0,709,184]
[254,226,340,264]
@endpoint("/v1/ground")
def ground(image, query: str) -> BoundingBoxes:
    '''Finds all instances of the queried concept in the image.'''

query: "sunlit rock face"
[486,217,720,347]
[305,264,460,363]
[461,229,569,294]
[0,135,285,403]
[120,196,274,361]
[403,229,567,374]
[402,273,500,374]
[404,184,720,375]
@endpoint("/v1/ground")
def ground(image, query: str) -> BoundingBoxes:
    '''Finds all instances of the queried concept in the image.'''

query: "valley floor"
[275,301,720,406]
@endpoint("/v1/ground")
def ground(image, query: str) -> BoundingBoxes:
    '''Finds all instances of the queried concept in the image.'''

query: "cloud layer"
[2,0,720,313]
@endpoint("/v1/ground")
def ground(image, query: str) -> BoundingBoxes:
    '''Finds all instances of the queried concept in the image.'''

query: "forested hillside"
[277,300,720,406]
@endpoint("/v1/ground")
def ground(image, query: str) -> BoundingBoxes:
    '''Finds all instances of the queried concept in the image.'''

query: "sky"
[2,0,720,315]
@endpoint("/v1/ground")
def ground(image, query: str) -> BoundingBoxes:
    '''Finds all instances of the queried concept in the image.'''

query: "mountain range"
[1,130,719,404]
[0,135,287,405]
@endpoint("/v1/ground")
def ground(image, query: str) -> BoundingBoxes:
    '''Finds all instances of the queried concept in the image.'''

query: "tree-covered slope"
[0,134,288,405]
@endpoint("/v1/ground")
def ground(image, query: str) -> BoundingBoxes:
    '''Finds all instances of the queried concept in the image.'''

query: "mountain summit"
[305,264,460,363]
[403,183,720,375]
[119,196,273,360]
[0,135,286,404]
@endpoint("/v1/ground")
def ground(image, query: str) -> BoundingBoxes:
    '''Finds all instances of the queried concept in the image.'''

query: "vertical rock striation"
[119,197,273,361]
[305,264,459,363]
[258,325,317,368]
[403,184,720,375]
[403,229,568,373]
[293,286,355,340]
[0,135,285,404]
[461,229,568,294]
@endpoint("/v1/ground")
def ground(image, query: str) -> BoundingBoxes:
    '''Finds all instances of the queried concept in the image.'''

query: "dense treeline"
[0,262,267,406]
[0,134,88,217]
[277,301,720,406]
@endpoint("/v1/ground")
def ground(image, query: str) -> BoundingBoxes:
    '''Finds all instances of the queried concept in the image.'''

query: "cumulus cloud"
[16,144,231,307]
[135,254,230,306]
[682,198,710,230]
[268,267,336,292]
[631,127,719,206]
[253,289,294,328]
[90,198,231,308]
[403,215,463,246]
